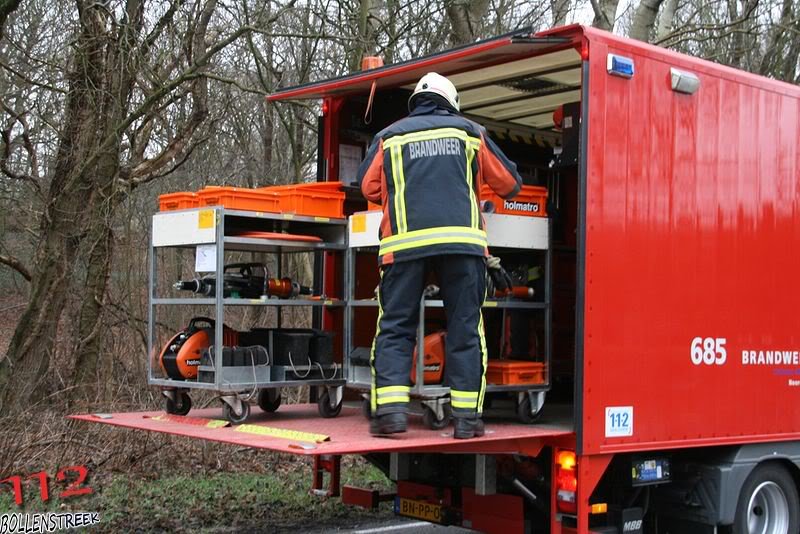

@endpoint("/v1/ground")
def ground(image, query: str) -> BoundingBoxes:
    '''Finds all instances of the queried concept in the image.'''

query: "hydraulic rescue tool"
[174,263,312,299]
[158,317,238,380]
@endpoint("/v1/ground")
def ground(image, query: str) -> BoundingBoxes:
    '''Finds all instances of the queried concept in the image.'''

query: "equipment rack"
[147,206,347,423]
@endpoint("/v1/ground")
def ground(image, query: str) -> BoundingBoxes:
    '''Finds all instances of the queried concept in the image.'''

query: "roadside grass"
[0,456,394,532]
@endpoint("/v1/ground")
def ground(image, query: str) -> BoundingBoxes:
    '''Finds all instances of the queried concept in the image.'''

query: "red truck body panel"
[579,28,800,455]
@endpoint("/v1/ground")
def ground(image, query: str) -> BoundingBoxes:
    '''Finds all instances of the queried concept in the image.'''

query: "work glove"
[487,255,513,293]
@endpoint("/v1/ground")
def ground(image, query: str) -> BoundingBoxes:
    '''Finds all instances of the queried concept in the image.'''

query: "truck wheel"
[165,391,191,416]
[257,389,281,413]
[733,464,799,534]
[222,400,250,424]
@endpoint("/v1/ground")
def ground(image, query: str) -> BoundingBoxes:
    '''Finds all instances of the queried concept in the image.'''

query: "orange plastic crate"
[260,181,343,192]
[275,187,345,218]
[197,187,280,213]
[481,184,548,217]
[158,192,199,211]
[486,360,545,385]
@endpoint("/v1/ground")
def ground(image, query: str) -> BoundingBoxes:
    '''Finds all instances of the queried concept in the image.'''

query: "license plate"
[394,497,443,523]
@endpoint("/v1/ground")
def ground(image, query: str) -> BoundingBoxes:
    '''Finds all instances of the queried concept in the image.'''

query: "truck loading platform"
[71,404,574,457]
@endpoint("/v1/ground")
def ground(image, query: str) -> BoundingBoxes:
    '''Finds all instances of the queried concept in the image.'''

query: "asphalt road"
[305,518,472,533]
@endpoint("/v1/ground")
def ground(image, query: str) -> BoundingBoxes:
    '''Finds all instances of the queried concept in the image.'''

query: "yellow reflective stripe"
[390,145,407,234]
[451,390,479,398]
[376,395,410,405]
[452,400,478,409]
[396,146,408,233]
[477,290,488,413]
[381,236,486,256]
[466,142,478,229]
[377,385,411,394]
[370,270,385,413]
[380,226,486,244]
[383,128,478,149]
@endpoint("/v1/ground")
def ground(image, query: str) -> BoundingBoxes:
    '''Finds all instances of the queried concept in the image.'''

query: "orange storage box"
[260,181,342,192]
[481,184,548,217]
[486,360,545,385]
[258,182,345,218]
[159,192,199,211]
[275,186,345,219]
[197,187,280,213]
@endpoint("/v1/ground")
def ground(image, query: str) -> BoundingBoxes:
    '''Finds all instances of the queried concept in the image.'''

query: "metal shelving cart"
[148,206,347,423]
[344,211,552,428]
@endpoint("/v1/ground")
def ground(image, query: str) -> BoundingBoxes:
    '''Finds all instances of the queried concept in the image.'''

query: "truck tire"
[733,463,799,534]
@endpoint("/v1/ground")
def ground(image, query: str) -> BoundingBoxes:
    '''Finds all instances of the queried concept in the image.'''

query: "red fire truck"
[75,25,800,534]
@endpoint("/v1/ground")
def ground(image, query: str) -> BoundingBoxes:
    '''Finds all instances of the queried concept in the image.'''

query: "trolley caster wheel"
[318,390,343,418]
[361,397,373,420]
[422,404,451,430]
[257,389,281,413]
[516,396,541,424]
[222,400,250,424]
[165,391,192,416]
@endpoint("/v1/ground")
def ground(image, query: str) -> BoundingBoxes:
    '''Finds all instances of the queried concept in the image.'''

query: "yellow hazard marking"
[205,420,229,429]
[483,301,498,307]
[198,209,215,229]
[235,424,330,443]
[151,414,229,428]
[351,214,367,233]
[314,216,330,222]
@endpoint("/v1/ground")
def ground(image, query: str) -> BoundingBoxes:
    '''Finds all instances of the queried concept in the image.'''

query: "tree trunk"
[551,0,570,27]
[758,0,794,77]
[446,0,490,45]
[0,0,22,39]
[591,0,620,31]
[629,0,665,42]
[70,181,117,402]
[349,0,373,72]
[0,0,106,411]
[655,0,677,41]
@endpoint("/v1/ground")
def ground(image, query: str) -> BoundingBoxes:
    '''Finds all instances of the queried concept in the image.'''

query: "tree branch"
[0,254,31,282]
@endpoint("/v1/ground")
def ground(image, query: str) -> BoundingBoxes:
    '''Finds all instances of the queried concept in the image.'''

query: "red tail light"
[556,449,577,514]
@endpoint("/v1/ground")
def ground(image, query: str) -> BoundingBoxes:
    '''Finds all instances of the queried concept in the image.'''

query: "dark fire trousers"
[370,254,487,419]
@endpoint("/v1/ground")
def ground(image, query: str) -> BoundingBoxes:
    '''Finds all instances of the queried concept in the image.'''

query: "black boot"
[453,417,485,439]
[370,412,408,435]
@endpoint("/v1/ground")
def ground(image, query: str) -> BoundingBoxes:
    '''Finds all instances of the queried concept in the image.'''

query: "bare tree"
[0,0,296,410]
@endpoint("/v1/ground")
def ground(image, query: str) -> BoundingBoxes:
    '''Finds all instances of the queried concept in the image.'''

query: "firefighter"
[357,72,522,439]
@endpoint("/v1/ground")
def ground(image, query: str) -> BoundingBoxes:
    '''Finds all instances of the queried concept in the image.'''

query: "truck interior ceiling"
[335,45,583,424]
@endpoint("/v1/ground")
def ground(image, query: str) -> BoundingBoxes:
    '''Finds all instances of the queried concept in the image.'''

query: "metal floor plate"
[70,404,574,457]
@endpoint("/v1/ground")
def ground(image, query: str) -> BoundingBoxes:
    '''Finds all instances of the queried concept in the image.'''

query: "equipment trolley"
[148,206,347,423]
[344,209,552,428]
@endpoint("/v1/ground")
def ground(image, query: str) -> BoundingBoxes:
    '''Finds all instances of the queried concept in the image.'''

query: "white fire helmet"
[409,72,460,111]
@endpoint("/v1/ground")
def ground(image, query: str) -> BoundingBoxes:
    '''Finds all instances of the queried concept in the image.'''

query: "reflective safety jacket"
[358,101,522,265]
